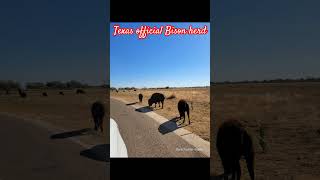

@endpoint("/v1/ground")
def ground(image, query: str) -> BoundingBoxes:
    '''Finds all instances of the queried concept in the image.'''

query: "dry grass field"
[0,88,109,144]
[110,87,210,141]
[211,82,320,180]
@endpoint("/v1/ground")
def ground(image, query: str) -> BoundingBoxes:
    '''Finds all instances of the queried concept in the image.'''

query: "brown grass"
[0,88,109,144]
[111,87,210,141]
[211,82,320,179]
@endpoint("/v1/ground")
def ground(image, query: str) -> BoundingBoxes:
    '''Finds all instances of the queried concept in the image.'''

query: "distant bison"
[59,91,64,95]
[76,89,85,94]
[42,92,48,97]
[138,94,143,103]
[148,93,165,108]
[177,99,190,124]
[18,89,27,98]
[91,101,105,132]
[216,119,255,180]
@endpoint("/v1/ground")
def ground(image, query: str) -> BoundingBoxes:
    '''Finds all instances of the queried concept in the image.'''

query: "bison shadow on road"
[126,102,138,106]
[158,117,188,135]
[135,106,153,113]
[80,144,109,162]
[50,128,92,139]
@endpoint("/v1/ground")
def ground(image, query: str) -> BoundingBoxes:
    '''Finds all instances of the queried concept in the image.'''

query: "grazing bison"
[76,89,85,94]
[138,94,143,103]
[216,119,255,180]
[148,93,165,108]
[91,101,105,132]
[59,91,64,95]
[42,92,48,97]
[18,88,27,98]
[177,99,190,124]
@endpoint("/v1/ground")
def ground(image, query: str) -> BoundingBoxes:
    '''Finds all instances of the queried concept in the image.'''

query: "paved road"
[110,98,205,157]
[0,114,109,180]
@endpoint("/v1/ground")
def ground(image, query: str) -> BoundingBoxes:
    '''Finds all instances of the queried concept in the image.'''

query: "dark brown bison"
[216,119,255,180]
[138,94,143,103]
[18,88,27,98]
[76,89,85,94]
[177,99,190,124]
[148,93,165,108]
[91,101,105,132]
[42,92,48,97]
[59,91,64,95]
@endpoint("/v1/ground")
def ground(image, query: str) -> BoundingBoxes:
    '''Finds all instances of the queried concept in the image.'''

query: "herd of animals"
[4,88,106,134]
[119,90,255,180]
[4,88,255,179]
[136,92,191,125]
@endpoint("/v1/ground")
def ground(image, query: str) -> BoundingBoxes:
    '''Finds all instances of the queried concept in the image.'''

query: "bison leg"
[94,122,98,131]
[245,151,255,180]
[182,113,185,124]
[244,133,255,180]
[100,124,103,132]
[236,161,241,180]
[161,101,164,108]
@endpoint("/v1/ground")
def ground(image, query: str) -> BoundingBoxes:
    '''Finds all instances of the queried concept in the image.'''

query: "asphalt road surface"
[110,98,205,157]
[0,114,109,180]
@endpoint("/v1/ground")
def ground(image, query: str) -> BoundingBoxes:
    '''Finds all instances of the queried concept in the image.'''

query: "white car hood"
[110,118,128,158]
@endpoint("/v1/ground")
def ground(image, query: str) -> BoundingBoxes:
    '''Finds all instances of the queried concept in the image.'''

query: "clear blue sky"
[0,0,107,86]
[110,23,210,88]
[212,0,320,82]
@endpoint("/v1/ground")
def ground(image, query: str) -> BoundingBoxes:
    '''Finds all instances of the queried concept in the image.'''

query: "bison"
[216,119,255,180]
[91,101,105,132]
[59,91,64,95]
[18,88,27,98]
[148,93,165,108]
[138,94,143,103]
[76,89,85,94]
[177,99,190,124]
[42,92,48,97]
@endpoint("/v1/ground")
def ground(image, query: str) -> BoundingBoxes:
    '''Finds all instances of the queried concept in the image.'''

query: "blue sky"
[110,23,210,88]
[0,0,107,86]
[212,0,320,82]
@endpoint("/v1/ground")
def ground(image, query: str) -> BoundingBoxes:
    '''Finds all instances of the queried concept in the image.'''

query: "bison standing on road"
[148,93,165,108]
[138,94,143,103]
[91,101,105,132]
[216,119,255,180]
[59,91,64,95]
[177,99,190,124]
[42,92,48,97]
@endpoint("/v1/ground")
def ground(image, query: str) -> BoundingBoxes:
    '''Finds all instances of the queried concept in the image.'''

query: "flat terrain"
[210,82,320,180]
[110,87,210,141]
[0,88,109,144]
